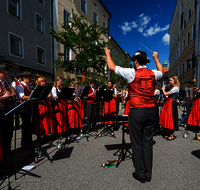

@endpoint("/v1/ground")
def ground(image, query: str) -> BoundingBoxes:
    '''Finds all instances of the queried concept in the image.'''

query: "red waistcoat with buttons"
[128,68,156,108]
[0,81,10,107]
[86,87,97,105]
[19,83,31,97]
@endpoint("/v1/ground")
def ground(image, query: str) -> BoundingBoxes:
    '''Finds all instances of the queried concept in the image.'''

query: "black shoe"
[132,172,145,183]
[145,177,151,182]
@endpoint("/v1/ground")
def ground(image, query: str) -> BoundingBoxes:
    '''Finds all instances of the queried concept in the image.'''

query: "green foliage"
[49,10,108,74]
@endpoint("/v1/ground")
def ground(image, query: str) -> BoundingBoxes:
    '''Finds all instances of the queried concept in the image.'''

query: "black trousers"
[0,106,14,156]
[115,101,119,116]
[128,107,156,180]
[21,109,33,148]
[87,103,98,130]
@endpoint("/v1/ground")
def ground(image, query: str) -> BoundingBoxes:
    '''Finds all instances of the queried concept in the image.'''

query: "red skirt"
[159,98,175,130]
[0,132,3,161]
[102,99,116,124]
[124,100,130,127]
[54,100,68,133]
[188,98,200,127]
[66,102,82,129]
[35,101,53,135]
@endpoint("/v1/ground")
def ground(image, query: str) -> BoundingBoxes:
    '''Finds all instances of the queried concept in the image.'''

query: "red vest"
[86,87,97,104]
[19,83,31,97]
[128,68,156,108]
[15,81,19,87]
[0,81,10,107]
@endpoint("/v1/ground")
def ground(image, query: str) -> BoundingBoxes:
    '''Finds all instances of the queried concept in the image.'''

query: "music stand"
[5,98,41,180]
[112,115,133,168]
[95,90,115,139]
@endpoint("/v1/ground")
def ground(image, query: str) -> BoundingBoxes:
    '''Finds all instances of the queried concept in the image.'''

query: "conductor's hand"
[152,52,159,60]
[104,48,111,56]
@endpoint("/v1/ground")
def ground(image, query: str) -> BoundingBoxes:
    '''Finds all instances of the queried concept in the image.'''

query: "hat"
[90,79,96,83]
[20,71,32,78]
[131,50,150,63]
[0,64,9,71]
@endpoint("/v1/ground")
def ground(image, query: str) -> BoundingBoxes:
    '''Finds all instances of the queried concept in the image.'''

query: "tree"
[50,10,108,75]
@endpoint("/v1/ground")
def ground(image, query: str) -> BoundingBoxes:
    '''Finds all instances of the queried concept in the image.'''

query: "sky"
[101,0,177,70]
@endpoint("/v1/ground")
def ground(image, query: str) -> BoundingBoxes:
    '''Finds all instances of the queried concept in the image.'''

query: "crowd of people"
[0,47,200,183]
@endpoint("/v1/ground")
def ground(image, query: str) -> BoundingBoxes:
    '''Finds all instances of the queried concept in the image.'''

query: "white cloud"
[143,24,169,37]
[162,33,170,45]
[118,13,168,37]
[118,21,137,35]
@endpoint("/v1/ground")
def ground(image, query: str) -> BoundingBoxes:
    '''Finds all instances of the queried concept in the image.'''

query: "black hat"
[0,64,9,71]
[20,71,32,78]
[131,50,150,63]
[90,79,96,83]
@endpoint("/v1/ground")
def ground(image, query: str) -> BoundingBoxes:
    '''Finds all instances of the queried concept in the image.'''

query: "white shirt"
[51,86,61,98]
[113,87,117,95]
[170,86,179,94]
[154,89,160,96]
[16,82,31,99]
[115,66,162,83]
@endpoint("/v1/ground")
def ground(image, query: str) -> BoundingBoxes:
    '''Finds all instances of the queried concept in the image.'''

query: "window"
[179,66,181,77]
[184,20,186,29]
[63,9,71,26]
[103,21,106,29]
[94,2,98,8]
[188,9,191,20]
[192,24,195,39]
[9,33,23,57]
[37,46,45,65]
[81,0,87,14]
[180,46,182,54]
[38,0,43,5]
[180,12,183,29]
[183,40,185,51]
[36,13,44,33]
[64,46,71,61]
[8,0,21,18]
[182,64,184,74]
[93,11,98,24]
[187,33,190,45]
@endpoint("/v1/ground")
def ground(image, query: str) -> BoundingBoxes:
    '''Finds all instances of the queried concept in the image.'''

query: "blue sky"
[101,0,177,70]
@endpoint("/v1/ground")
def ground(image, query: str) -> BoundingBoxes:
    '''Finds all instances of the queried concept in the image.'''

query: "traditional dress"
[154,89,160,131]
[35,101,53,135]
[159,87,179,131]
[188,93,200,127]
[185,87,194,120]
[113,87,120,115]
[102,90,116,125]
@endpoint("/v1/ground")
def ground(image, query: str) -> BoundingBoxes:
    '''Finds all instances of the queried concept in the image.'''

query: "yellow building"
[52,0,112,81]
[168,0,199,90]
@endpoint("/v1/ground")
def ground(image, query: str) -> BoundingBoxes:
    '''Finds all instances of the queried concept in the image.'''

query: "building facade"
[168,0,199,90]
[53,0,112,81]
[0,0,54,84]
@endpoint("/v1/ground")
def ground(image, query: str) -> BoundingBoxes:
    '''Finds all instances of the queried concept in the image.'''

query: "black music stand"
[5,98,41,180]
[112,115,133,168]
[95,90,115,139]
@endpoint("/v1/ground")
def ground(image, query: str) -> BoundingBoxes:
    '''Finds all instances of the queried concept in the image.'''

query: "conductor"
[104,48,164,183]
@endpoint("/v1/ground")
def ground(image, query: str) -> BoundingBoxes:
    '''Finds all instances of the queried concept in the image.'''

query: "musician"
[105,48,163,183]
[188,87,200,128]
[16,71,34,150]
[51,77,68,134]
[51,77,63,100]
[102,81,117,135]
[75,82,84,121]
[159,76,180,140]
[123,90,130,129]
[33,77,53,139]
[0,64,16,159]
[112,81,120,115]
[85,79,98,132]
[66,81,82,130]
[11,74,22,90]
